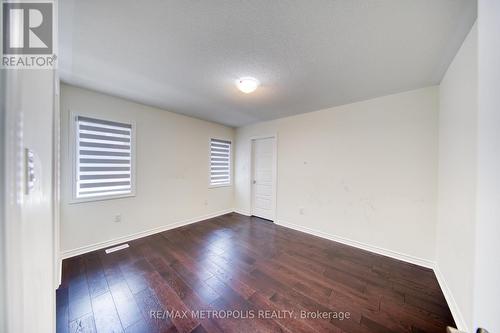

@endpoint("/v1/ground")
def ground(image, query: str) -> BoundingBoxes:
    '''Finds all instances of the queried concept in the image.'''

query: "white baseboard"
[233,209,251,216]
[60,209,233,259]
[433,265,468,332]
[275,219,435,268]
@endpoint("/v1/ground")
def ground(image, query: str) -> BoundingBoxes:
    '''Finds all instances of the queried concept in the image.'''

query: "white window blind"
[210,138,231,186]
[75,115,134,199]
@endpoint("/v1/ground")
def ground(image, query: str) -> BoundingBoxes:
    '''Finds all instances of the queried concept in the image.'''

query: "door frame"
[249,134,278,221]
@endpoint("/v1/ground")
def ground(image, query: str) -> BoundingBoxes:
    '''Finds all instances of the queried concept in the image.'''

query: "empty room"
[1,0,499,333]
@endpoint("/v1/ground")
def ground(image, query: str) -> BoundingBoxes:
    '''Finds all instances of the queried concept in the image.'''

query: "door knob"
[253,180,257,184]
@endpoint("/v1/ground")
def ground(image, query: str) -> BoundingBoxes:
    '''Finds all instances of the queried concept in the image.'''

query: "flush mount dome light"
[236,77,260,94]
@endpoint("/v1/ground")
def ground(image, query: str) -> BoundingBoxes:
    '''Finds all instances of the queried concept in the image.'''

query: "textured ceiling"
[59,0,476,127]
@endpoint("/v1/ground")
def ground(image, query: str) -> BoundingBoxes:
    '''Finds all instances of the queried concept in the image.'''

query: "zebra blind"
[75,115,133,199]
[210,138,231,186]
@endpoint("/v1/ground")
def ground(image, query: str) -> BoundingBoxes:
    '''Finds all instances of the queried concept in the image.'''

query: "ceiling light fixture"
[236,77,260,94]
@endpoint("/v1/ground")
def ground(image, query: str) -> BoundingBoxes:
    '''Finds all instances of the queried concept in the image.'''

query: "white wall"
[235,87,439,263]
[474,1,500,331]
[436,23,477,332]
[60,84,234,254]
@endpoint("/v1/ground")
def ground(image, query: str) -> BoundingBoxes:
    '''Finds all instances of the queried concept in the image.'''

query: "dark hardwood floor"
[57,213,455,333]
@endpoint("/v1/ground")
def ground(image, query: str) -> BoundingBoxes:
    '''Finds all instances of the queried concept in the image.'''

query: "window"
[73,115,135,201]
[210,138,231,186]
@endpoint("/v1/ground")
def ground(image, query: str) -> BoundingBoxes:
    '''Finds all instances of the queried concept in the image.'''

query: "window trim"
[208,137,232,188]
[69,111,137,204]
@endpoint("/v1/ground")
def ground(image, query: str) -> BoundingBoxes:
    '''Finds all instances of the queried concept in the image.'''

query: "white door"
[251,137,276,221]
[2,69,56,332]
[473,3,500,332]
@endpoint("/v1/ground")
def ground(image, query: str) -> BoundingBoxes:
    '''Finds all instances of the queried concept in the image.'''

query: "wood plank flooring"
[57,213,455,333]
